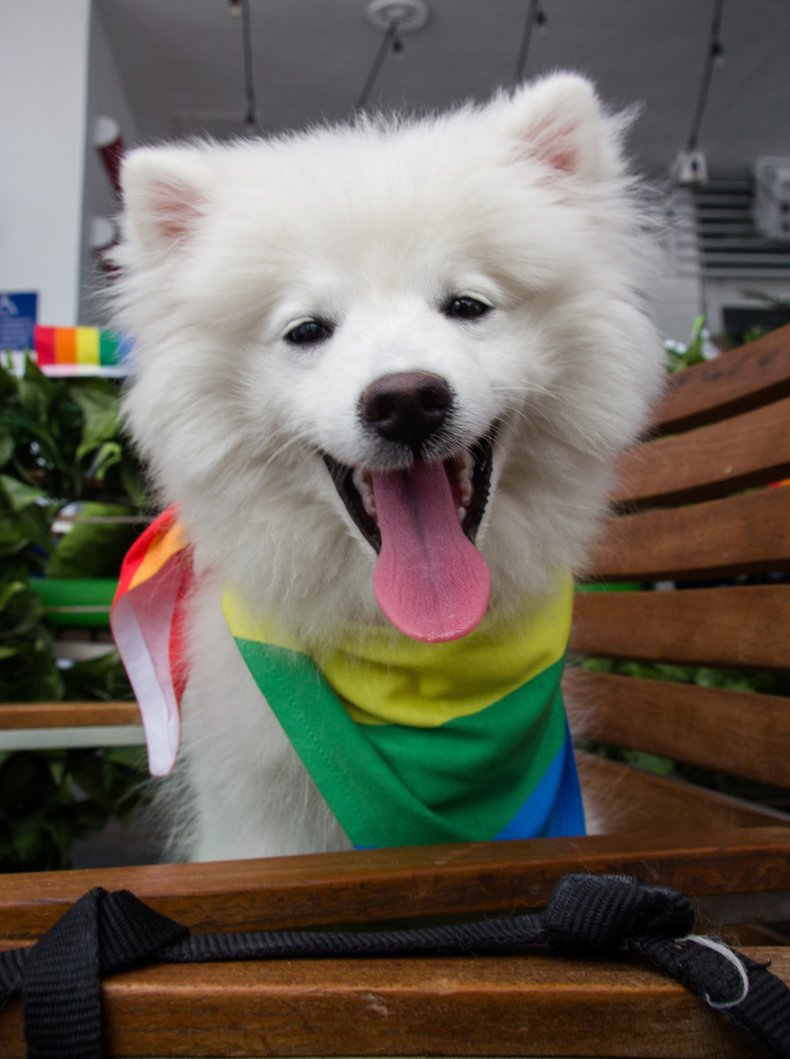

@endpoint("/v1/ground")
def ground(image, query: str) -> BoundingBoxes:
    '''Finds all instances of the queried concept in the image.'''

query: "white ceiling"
[98,0,790,181]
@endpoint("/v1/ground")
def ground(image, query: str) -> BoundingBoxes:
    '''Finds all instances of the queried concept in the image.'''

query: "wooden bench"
[0,700,142,752]
[567,322,790,854]
[1,325,789,1056]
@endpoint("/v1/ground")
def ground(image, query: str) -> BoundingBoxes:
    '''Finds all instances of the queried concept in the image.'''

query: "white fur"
[115,75,665,860]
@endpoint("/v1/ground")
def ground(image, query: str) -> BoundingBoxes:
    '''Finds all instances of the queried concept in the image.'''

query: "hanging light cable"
[355,1,430,115]
[686,0,725,154]
[240,0,258,127]
[513,0,546,84]
[354,16,404,114]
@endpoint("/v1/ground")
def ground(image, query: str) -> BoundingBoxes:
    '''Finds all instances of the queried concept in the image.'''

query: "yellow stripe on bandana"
[223,575,583,849]
[222,577,573,728]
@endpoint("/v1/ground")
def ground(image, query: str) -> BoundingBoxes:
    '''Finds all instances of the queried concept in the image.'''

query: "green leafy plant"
[0,354,151,871]
[664,315,709,374]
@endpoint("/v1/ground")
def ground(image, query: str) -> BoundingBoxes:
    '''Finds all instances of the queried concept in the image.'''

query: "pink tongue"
[371,461,491,643]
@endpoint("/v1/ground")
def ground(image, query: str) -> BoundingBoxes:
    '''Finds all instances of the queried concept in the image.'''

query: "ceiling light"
[673,151,708,187]
[366,0,431,34]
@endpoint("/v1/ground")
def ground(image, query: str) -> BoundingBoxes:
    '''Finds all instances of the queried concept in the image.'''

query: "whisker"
[252,433,313,476]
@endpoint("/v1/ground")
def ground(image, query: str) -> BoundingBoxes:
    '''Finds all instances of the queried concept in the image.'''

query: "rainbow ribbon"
[110,509,189,776]
[34,325,131,375]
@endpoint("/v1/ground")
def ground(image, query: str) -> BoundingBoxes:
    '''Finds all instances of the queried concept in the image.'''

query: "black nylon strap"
[635,936,790,1059]
[1,873,788,1059]
[158,909,547,962]
[542,872,695,955]
[23,888,102,1059]
[9,889,188,1059]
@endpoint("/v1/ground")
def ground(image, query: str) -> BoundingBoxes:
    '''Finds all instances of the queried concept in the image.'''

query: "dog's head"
[117,74,664,645]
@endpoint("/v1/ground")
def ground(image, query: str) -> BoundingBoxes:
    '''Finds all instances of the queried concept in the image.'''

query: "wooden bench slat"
[651,324,790,434]
[612,394,790,507]
[2,828,790,941]
[577,752,789,834]
[0,701,141,729]
[1,948,784,1058]
[570,584,790,671]
[588,485,790,581]
[564,669,790,788]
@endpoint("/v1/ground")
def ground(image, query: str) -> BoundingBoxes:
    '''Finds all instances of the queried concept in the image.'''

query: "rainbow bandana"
[112,508,585,848]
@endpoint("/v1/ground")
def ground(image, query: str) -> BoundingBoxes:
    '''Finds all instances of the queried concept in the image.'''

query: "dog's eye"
[284,319,334,346]
[443,295,493,321]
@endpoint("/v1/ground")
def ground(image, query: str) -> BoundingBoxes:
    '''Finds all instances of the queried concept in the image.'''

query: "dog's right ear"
[120,147,216,258]
[500,73,624,185]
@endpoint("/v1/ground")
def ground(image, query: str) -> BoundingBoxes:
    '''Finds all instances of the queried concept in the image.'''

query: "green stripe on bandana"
[223,577,585,849]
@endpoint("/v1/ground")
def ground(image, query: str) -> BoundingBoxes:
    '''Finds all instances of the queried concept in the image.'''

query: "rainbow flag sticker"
[34,325,131,376]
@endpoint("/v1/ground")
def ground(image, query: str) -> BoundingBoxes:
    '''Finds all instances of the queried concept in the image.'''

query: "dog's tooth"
[455,463,473,505]
[354,468,373,495]
[454,451,473,474]
[353,467,377,519]
[446,451,474,515]
[450,452,472,484]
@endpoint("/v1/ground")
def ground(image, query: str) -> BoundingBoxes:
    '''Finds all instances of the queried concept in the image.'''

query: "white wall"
[0,1,91,326]
[652,274,704,344]
[79,2,141,324]
[651,189,704,343]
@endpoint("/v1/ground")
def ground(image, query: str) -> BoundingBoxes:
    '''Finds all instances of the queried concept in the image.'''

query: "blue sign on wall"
[0,292,38,351]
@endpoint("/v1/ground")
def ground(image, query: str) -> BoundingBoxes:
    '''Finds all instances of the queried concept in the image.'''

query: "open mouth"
[322,431,495,555]
[322,429,496,644]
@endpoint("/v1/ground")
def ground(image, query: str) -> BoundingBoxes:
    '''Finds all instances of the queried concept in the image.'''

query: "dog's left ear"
[501,73,622,183]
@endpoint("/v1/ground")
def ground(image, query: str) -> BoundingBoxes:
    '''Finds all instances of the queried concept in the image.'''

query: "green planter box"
[31,578,117,629]
[31,579,641,629]
[576,582,643,593]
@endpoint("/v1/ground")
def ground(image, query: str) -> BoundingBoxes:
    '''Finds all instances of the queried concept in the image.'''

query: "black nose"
[360,372,454,454]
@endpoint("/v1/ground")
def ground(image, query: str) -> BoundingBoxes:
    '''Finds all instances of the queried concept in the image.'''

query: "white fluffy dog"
[115,74,664,862]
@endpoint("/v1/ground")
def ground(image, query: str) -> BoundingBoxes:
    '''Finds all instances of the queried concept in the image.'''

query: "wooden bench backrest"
[566,325,790,822]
